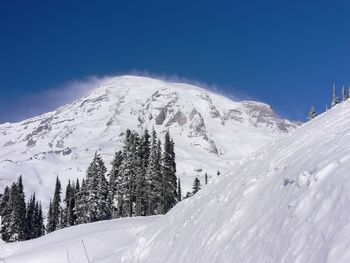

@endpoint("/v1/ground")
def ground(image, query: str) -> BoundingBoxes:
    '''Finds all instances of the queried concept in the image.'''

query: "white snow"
[122,100,350,263]
[0,216,158,263]
[0,75,295,203]
[1,86,350,263]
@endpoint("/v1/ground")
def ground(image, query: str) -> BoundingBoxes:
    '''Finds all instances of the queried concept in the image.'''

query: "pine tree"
[342,86,348,101]
[47,177,62,233]
[46,199,54,232]
[160,131,178,214]
[109,151,124,218]
[68,182,77,226]
[177,178,182,201]
[61,181,71,228]
[0,186,11,241]
[33,201,44,238]
[24,194,36,240]
[7,176,26,241]
[192,177,201,195]
[145,129,162,215]
[205,173,208,185]
[81,153,111,222]
[118,130,139,217]
[75,179,88,224]
[96,155,110,220]
[308,106,317,120]
[332,84,340,107]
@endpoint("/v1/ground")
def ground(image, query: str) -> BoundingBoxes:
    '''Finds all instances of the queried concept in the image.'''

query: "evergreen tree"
[0,186,11,241]
[342,86,348,101]
[33,201,44,238]
[205,173,208,185]
[81,153,111,222]
[24,194,36,240]
[47,177,62,233]
[118,130,139,217]
[109,151,124,218]
[160,131,178,214]
[145,129,162,215]
[96,155,110,220]
[68,182,77,226]
[308,106,317,120]
[192,177,201,195]
[46,199,54,232]
[8,176,26,241]
[61,180,76,227]
[332,84,340,107]
[177,178,182,202]
[75,179,88,224]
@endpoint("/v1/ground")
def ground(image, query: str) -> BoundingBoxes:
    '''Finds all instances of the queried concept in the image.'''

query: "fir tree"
[82,153,111,222]
[119,130,139,217]
[75,179,88,224]
[205,173,208,185]
[47,177,62,233]
[342,86,348,101]
[109,151,124,218]
[8,176,26,241]
[332,84,340,107]
[160,131,178,214]
[192,177,201,195]
[145,129,162,215]
[308,106,317,120]
[33,201,44,238]
[0,186,11,241]
[24,194,36,240]
[177,178,182,201]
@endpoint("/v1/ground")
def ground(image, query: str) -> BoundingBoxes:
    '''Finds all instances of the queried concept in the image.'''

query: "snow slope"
[0,75,295,201]
[122,100,350,262]
[0,216,158,263]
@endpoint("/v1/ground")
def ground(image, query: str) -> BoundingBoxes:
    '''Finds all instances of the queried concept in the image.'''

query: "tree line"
[0,128,188,242]
[308,84,350,120]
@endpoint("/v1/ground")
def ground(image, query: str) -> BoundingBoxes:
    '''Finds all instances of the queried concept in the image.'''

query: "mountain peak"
[0,75,297,199]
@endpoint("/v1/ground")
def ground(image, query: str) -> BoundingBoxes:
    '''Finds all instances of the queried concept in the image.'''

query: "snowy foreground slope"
[2,93,350,263]
[0,75,295,200]
[122,100,350,263]
[0,216,158,263]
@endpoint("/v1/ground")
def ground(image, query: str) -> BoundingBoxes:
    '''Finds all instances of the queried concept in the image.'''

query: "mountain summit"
[0,76,296,198]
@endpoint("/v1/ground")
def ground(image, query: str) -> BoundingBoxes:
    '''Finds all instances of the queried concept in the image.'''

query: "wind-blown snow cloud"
[0,76,103,123]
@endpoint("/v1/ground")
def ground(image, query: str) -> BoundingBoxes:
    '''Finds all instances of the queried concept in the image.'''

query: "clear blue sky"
[0,0,349,122]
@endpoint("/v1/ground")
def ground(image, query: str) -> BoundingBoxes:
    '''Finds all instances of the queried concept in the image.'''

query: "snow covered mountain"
[0,75,295,201]
[1,84,350,263]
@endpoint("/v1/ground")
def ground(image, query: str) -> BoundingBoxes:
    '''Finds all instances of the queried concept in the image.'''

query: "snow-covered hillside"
[0,75,295,200]
[2,86,350,263]
[122,100,350,263]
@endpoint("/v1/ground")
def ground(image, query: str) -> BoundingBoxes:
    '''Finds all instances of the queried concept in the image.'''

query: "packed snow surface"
[0,75,295,201]
[0,216,158,263]
[1,89,350,263]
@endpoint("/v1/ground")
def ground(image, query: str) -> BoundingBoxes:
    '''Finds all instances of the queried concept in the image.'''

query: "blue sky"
[0,0,349,122]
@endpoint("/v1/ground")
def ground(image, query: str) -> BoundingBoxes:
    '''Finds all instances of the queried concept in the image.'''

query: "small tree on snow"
[308,106,317,120]
[332,84,340,107]
[342,86,349,101]
[192,177,201,195]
